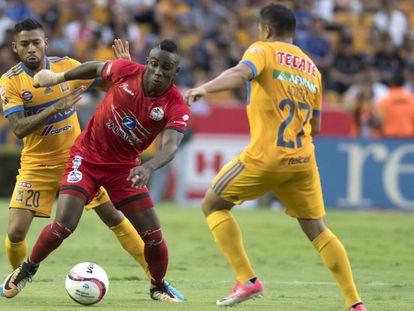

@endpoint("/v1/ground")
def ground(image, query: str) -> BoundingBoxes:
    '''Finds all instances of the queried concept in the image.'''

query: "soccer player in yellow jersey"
[0,19,183,300]
[184,3,366,310]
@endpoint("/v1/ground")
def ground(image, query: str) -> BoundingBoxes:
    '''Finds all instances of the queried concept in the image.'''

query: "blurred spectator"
[40,1,60,33]
[117,0,157,30]
[373,0,409,47]
[0,43,19,74]
[328,37,366,95]
[375,73,414,138]
[46,28,73,57]
[0,0,413,108]
[344,66,389,137]
[0,1,13,45]
[295,16,332,82]
[5,0,37,21]
[155,0,192,35]
[369,32,405,85]
[293,0,313,32]
[403,62,414,93]
[399,31,414,60]
[193,0,230,37]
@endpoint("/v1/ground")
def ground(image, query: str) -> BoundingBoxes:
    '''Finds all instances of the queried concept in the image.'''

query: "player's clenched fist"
[33,69,65,88]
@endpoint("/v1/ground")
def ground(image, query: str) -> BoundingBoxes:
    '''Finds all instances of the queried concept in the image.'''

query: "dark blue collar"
[20,57,50,78]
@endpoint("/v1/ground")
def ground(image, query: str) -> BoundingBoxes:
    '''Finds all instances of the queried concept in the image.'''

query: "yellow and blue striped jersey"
[239,41,322,172]
[0,57,96,167]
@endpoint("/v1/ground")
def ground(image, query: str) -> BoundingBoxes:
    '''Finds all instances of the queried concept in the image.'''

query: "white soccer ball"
[65,262,109,305]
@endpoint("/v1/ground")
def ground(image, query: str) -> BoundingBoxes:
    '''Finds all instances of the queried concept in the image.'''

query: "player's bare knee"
[97,206,124,228]
[56,214,80,232]
[7,228,27,243]
[298,217,327,241]
[201,198,214,216]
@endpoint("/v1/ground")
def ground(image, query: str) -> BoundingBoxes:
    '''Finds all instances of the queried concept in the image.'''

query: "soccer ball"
[65,262,109,305]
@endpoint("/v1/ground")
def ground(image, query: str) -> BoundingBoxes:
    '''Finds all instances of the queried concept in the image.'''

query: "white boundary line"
[219,280,395,286]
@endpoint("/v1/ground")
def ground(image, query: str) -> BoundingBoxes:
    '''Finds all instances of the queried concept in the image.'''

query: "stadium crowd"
[1,0,414,137]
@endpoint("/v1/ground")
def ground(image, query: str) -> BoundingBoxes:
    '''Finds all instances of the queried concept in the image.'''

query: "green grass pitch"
[0,200,413,310]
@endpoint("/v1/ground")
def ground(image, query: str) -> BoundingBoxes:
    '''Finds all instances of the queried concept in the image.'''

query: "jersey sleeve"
[67,57,99,90]
[101,59,140,84]
[313,72,323,118]
[240,42,267,79]
[0,75,24,117]
[165,96,190,133]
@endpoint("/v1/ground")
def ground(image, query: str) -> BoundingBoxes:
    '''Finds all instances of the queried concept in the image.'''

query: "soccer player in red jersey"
[3,40,190,302]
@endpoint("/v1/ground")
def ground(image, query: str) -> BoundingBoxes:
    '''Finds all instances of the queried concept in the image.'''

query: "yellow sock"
[312,229,361,308]
[207,210,255,284]
[110,218,150,279]
[5,236,27,270]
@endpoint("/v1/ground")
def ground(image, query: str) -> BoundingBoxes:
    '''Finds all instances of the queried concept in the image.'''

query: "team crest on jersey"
[149,107,164,121]
[21,89,33,102]
[59,82,70,93]
[122,116,137,130]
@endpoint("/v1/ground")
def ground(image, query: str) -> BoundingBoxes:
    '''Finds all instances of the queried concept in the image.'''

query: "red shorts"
[59,154,153,215]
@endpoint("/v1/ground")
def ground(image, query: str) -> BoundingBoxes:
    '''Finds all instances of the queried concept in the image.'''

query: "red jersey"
[72,59,190,164]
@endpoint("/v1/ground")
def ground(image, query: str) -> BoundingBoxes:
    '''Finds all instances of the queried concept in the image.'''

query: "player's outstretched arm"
[127,129,184,189]
[7,86,85,139]
[33,61,106,88]
[184,63,253,106]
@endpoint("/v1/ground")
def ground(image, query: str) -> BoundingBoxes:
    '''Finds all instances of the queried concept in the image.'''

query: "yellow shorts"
[10,165,110,217]
[211,157,325,219]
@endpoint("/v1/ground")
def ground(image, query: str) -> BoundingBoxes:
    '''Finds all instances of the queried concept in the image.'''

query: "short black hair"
[259,3,296,37]
[158,39,178,55]
[391,71,405,87]
[14,19,44,36]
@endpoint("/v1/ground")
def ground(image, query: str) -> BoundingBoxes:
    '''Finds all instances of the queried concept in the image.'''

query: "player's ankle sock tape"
[311,229,336,252]
[110,218,130,236]
[207,210,232,231]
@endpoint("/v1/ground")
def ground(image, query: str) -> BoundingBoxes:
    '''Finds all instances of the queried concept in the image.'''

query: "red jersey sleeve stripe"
[100,61,110,80]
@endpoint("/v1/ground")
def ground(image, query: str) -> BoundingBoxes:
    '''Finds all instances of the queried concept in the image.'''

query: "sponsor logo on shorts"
[67,170,82,183]
[67,155,83,183]
[40,125,72,136]
[280,155,311,166]
[18,181,32,188]
[149,107,164,121]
